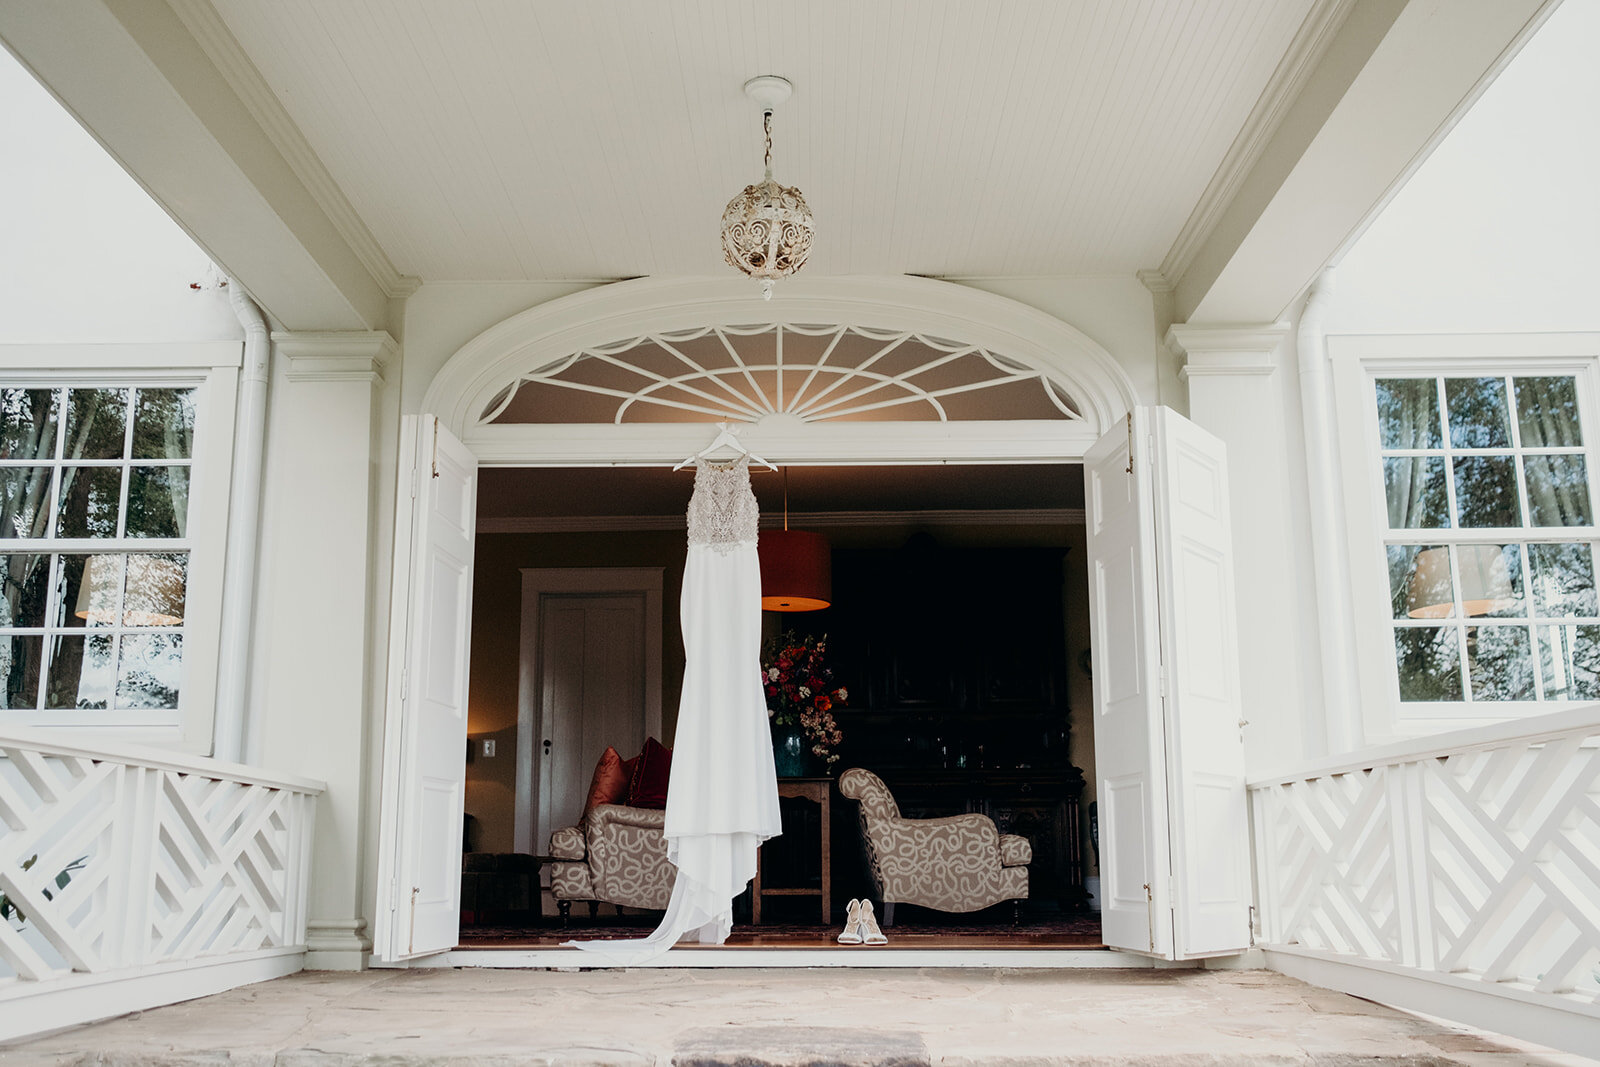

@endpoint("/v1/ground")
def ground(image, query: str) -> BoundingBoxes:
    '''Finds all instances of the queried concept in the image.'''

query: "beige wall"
[465,531,688,853]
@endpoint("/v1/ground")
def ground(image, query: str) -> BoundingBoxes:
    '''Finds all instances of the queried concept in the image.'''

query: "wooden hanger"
[673,423,777,471]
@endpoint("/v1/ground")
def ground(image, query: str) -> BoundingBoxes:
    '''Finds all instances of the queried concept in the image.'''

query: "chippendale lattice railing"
[0,728,322,997]
[1250,706,1600,1012]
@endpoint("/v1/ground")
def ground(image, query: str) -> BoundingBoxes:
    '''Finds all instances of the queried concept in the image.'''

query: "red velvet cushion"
[626,737,672,809]
[582,746,633,817]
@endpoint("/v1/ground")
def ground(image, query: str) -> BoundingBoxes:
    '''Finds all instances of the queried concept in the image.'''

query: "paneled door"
[373,416,479,962]
[1084,406,1250,960]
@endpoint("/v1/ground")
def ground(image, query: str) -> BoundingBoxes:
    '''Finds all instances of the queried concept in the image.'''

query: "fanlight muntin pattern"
[478,323,1086,428]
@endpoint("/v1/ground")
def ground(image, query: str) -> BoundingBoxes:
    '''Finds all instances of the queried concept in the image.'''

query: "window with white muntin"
[1377,372,1599,704]
[0,385,196,718]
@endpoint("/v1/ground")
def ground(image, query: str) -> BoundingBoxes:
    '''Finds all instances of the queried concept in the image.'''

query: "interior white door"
[534,594,646,853]
[1084,406,1250,960]
[373,415,478,962]
[1085,408,1173,957]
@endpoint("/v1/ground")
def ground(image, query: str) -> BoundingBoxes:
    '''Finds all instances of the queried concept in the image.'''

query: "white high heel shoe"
[837,898,864,944]
[858,900,888,945]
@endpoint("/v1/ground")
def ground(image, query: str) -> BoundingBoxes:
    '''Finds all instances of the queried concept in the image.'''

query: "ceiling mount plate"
[743,75,793,110]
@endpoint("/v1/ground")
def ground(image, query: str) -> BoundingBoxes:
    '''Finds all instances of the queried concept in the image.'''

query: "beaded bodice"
[686,457,759,550]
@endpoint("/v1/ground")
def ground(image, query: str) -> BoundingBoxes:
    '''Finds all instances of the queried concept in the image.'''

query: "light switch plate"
[482,739,496,757]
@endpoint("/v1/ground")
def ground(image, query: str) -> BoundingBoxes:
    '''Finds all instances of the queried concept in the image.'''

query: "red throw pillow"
[626,736,672,809]
[582,746,632,818]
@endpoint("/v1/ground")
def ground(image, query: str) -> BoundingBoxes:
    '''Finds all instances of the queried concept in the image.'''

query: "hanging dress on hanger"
[566,456,782,963]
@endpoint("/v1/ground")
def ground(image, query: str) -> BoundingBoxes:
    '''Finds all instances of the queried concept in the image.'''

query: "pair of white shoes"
[837,898,888,945]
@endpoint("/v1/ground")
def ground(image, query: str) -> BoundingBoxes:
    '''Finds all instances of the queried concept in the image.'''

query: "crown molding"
[168,0,415,300]
[1155,0,1358,287]
[275,330,396,383]
[478,508,1086,535]
[1167,323,1291,381]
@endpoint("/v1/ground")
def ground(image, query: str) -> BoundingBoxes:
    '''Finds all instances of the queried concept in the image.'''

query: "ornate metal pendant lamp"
[721,76,814,300]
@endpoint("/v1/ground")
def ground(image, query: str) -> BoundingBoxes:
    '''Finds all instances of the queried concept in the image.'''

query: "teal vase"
[772,722,812,777]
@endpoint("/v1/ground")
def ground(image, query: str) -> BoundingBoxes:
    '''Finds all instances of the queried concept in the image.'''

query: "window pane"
[0,635,42,709]
[116,633,181,709]
[1389,544,1450,618]
[46,633,114,709]
[1385,457,1450,528]
[1463,543,1523,617]
[1395,627,1463,701]
[1538,624,1600,700]
[1515,376,1582,448]
[1468,625,1535,701]
[131,388,196,460]
[126,466,189,538]
[0,467,53,539]
[57,467,122,538]
[1527,543,1597,617]
[1524,454,1591,527]
[1446,377,1512,449]
[1453,456,1521,527]
[123,553,186,626]
[63,388,129,460]
[1376,378,1441,449]
[0,553,51,628]
[0,388,59,461]
[59,554,123,629]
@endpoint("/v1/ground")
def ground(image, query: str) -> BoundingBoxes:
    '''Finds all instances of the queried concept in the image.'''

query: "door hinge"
[1158,667,1168,699]
[400,667,409,702]
[389,877,399,913]
[1168,875,1176,902]
[1147,434,1157,465]
[1249,904,1259,947]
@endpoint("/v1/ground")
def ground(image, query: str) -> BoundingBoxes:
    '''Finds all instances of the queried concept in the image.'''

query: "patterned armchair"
[839,767,1031,925]
[548,803,675,924]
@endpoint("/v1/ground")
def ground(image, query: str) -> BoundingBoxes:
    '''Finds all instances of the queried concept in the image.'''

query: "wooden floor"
[457,918,1104,951]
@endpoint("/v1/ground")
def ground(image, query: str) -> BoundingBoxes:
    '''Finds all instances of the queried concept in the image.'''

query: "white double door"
[372,406,1251,963]
[1085,406,1252,960]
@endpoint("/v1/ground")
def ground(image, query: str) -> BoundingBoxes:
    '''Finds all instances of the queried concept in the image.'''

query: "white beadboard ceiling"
[208,0,1316,281]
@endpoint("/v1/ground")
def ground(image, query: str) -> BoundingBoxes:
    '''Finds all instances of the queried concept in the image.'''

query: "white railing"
[0,727,324,1041]
[1249,705,1600,1054]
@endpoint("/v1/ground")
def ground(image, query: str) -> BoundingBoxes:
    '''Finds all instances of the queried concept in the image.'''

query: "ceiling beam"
[1172,0,1554,324]
[0,0,395,332]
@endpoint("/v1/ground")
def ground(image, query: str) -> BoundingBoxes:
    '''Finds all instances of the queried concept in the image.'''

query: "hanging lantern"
[759,467,831,611]
[721,75,814,300]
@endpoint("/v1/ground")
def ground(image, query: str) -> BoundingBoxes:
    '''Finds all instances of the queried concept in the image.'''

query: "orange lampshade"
[1406,544,1514,619]
[759,529,832,611]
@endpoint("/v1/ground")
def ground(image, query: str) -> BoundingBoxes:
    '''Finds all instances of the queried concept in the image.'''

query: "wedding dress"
[566,456,782,962]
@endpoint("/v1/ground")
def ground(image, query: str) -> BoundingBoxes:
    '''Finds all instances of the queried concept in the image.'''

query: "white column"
[1168,324,1326,769]
[252,330,396,970]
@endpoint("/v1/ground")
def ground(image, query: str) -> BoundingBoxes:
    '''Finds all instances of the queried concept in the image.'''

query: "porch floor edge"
[397,946,1173,968]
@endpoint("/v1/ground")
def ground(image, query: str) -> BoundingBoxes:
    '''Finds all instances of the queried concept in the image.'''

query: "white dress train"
[566,457,782,962]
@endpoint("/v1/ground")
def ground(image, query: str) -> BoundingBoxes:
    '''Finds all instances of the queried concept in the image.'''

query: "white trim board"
[390,948,1187,970]
[480,508,1087,534]
[1263,947,1600,1062]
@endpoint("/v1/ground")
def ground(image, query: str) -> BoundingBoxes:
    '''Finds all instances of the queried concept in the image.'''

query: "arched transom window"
[479,323,1085,426]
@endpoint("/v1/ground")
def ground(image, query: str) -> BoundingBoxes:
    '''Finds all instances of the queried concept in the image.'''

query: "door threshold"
[388,947,1191,969]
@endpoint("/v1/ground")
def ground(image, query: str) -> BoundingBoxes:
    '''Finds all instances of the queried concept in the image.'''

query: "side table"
[752,776,831,924]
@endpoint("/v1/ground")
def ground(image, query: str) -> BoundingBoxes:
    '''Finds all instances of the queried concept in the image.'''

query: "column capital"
[274,330,397,384]
[1167,323,1291,382]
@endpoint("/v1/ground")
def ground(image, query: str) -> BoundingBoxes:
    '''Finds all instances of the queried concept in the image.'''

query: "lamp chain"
[763,110,773,179]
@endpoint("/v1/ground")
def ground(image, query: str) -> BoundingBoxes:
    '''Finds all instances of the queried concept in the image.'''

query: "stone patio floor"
[0,966,1593,1066]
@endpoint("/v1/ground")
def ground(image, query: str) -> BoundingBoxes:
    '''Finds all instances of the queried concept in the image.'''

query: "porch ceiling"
[206,0,1315,280]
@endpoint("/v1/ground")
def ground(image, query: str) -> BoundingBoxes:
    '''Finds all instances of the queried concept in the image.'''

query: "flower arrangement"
[761,632,847,766]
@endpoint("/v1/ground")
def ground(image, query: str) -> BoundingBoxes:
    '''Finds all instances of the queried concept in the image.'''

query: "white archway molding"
[423,275,1139,465]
